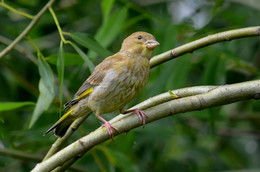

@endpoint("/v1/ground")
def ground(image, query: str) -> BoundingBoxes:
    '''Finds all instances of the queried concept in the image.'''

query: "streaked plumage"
[44,32,159,138]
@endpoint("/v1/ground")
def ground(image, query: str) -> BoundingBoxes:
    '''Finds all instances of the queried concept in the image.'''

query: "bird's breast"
[87,58,150,114]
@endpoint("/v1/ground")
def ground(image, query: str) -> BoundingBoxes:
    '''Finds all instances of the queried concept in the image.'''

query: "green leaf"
[46,53,84,66]
[95,7,128,47]
[0,102,35,111]
[168,90,180,98]
[70,42,95,73]
[29,56,55,128]
[69,32,112,58]
[57,43,64,112]
[86,6,128,60]
[101,0,115,24]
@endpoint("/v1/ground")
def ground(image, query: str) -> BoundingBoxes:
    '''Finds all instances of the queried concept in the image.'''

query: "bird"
[44,31,159,139]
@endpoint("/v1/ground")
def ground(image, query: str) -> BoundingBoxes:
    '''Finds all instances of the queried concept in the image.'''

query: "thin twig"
[0,1,34,19]
[0,35,38,64]
[0,0,56,58]
[49,7,68,44]
[150,26,260,68]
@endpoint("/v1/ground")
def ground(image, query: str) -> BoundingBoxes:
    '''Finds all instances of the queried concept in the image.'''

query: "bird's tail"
[44,107,91,138]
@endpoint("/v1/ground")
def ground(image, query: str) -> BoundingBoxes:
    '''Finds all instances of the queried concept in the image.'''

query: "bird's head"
[120,31,160,59]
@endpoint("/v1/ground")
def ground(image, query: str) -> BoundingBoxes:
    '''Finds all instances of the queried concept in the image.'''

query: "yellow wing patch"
[59,108,73,122]
[75,86,94,101]
[44,107,75,136]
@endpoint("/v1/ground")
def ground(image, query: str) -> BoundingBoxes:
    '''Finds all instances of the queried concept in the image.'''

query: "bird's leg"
[121,109,149,126]
[96,114,119,140]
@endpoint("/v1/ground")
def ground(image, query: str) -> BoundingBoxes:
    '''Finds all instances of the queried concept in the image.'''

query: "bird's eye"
[137,35,142,40]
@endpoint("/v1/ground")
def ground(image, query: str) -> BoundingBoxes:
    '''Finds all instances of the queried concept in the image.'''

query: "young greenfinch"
[44,31,159,139]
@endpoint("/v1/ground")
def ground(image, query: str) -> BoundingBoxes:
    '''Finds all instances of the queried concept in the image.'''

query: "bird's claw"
[134,109,148,126]
[123,109,149,127]
[102,121,119,141]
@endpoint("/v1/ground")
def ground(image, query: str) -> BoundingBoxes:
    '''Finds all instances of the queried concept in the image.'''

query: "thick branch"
[150,26,260,67]
[32,80,260,172]
[43,86,215,161]
[110,86,216,123]
[0,147,87,172]
[43,115,91,160]
[0,0,56,58]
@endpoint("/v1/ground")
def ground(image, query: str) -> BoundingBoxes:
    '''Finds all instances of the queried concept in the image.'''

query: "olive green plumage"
[44,31,159,138]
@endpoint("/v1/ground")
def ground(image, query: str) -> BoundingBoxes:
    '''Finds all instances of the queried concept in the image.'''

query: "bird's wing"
[63,82,93,110]
[63,54,122,110]
[86,53,128,84]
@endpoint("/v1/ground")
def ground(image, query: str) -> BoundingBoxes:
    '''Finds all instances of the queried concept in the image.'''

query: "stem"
[49,7,68,44]
[0,0,56,58]
[0,35,38,65]
[0,1,34,19]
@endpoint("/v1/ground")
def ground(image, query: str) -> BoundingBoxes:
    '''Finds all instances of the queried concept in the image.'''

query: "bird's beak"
[146,40,160,50]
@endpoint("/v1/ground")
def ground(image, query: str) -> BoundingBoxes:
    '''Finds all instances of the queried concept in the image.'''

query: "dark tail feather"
[54,117,74,137]
[44,108,75,137]
[44,115,74,138]
[44,107,92,138]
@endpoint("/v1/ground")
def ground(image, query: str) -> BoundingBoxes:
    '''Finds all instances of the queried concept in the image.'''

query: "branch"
[32,80,260,172]
[0,0,56,58]
[110,86,216,123]
[43,115,91,160]
[150,26,260,68]
[0,35,38,65]
[0,147,88,172]
[42,85,215,161]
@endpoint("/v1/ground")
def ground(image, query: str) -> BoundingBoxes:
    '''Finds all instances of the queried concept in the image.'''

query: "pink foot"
[101,121,119,140]
[123,109,149,126]
[96,115,119,140]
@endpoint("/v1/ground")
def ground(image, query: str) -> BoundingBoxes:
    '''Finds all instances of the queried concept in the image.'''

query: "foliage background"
[0,0,260,171]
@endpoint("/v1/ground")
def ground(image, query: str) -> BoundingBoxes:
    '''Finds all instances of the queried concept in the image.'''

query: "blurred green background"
[0,0,260,171]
